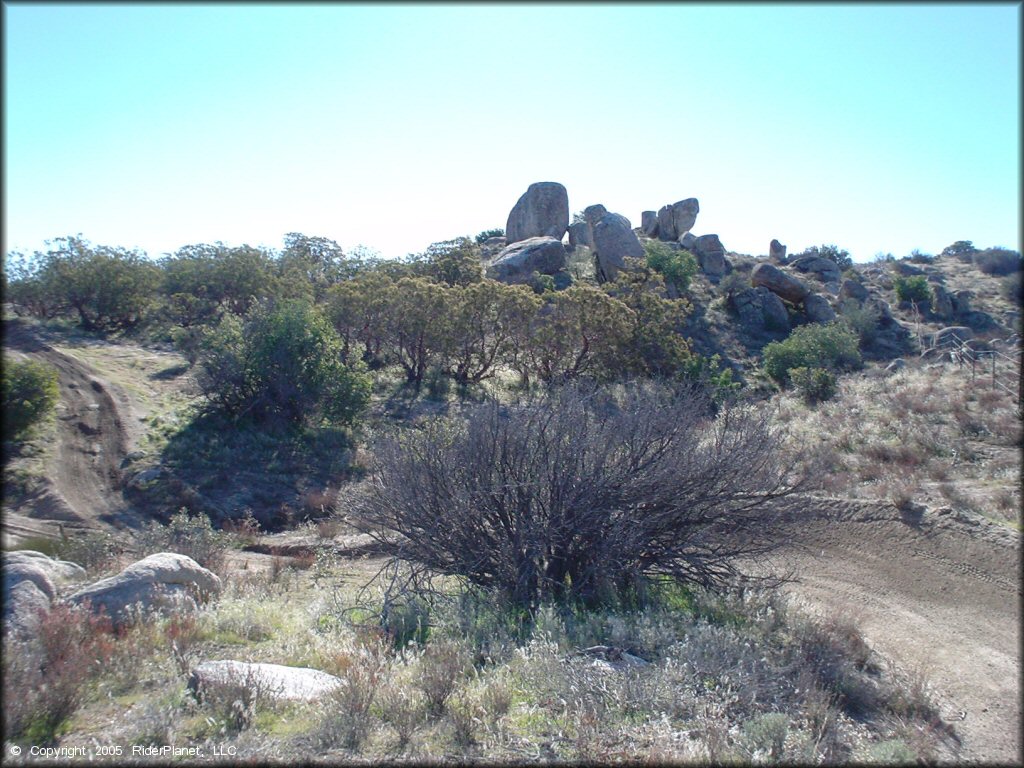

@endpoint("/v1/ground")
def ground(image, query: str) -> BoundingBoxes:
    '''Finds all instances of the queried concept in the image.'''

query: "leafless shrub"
[316,642,389,750]
[416,640,470,718]
[378,685,422,749]
[352,381,806,613]
[447,692,482,748]
[193,666,283,734]
[3,604,118,742]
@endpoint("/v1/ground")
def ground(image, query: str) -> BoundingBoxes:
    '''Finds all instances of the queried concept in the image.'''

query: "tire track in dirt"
[774,497,1021,764]
[4,319,137,538]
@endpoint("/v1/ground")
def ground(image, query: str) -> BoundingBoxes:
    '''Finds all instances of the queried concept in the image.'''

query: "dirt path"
[3,319,139,540]
[772,497,1021,764]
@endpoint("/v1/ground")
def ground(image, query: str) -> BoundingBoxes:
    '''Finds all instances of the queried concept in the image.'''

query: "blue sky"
[3,3,1020,263]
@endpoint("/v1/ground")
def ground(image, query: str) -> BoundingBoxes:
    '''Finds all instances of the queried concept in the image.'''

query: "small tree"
[474,228,505,244]
[197,299,370,428]
[3,359,59,440]
[351,382,804,613]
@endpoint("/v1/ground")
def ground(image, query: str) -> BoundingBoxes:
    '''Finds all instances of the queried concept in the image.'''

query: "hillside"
[2,194,1021,763]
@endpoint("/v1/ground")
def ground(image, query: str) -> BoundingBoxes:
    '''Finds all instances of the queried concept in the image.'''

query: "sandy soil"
[771,497,1021,764]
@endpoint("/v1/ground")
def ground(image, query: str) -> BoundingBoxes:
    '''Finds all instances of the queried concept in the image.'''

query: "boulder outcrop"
[804,293,837,323]
[732,287,790,333]
[790,255,841,284]
[505,182,569,244]
[692,234,727,282]
[769,239,787,262]
[751,263,810,304]
[656,199,699,242]
[640,211,659,237]
[69,552,222,625]
[486,237,566,284]
[591,210,644,283]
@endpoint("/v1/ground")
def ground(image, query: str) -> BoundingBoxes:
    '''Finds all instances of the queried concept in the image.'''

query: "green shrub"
[763,322,861,385]
[838,301,881,348]
[867,739,917,763]
[474,228,504,244]
[644,241,698,293]
[197,299,371,428]
[789,367,838,404]
[3,359,59,440]
[893,275,932,306]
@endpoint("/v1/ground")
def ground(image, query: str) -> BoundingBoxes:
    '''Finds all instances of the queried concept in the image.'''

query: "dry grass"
[777,361,1021,526]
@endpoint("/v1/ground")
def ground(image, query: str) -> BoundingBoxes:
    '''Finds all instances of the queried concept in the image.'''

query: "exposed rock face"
[4,559,59,601]
[592,211,644,283]
[3,560,58,639]
[189,661,342,703]
[952,291,972,316]
[960,310,999,332]
[839,279,869,304]
[930,284,954,319]
[505,182,569,244]
[3,580,52,639]
[692,234,727,282]
[486,237,566,284]
[769,239,787,262]
[732,287,790,333]
[656,198,699,242]
[69,552,222,625]
[751,263,810,304]
[568,222,592,249]
[641,211,659,237]
[931,326,974,347]
[679,232,697,250]
[804,293,837,323]
[790,255,841,284]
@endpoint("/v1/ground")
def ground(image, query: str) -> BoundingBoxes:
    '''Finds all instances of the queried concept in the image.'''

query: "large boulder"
[656,199,699,242]
[486,237,566,284]
[68,552,222,625]
[769,239,787,262]
[640,211,659,238]
[790,255,841,284]
[930,284,954,320]
[568,221,592,250]
[692,234,727,283]
[505,182,569,244]
[189,661,342,703]
[3,560,58,639]
[732,287,790,333]
[751,263,810,304]
[931,326,974,347]
[839,278,869,304]
[3,580,53,640]
[804,293,837,323]
[592,211,644,283]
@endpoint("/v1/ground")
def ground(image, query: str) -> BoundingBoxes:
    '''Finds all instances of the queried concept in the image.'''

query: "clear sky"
[3,2,1020,263]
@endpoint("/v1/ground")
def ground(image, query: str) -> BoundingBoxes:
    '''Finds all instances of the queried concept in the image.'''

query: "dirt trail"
[3,319,139,541]
[772,497,1021,764]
